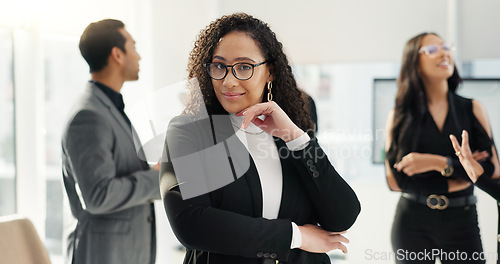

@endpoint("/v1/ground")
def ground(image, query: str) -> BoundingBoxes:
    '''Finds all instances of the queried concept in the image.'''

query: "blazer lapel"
[244,158,263,218]
[210,115,264,217]
[275,138,293,219]
[89,83,135,145]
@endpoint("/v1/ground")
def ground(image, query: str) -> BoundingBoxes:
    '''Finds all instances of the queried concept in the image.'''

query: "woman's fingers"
[449,134,461,155]
[394,159,405,171]
[402,167,414,176]
[330,230,347,235]
[461,130,470,151]
[236,102,304,142]
[394,153,412,172]
[450,131,480,160]
[237,102,275,129]
[250,116,264,127]
[323,235,349,254]
[450,130,485,183]
[330,242,348,254]
[394,158,415,176]
[327,233,349,254]
[329,233,349,244]
[237,107,258,129]
[299,225,350,254]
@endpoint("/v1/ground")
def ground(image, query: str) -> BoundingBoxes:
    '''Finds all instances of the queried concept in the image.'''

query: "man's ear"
[110,46,124,65]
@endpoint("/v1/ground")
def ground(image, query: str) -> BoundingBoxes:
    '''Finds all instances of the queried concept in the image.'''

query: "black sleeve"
[287,138,360,232]
[386,156,448,194]
[160,117,292,261]
[163,187,292,260]
[476,176,500,201]
[448,111,496,181]
[306,95,318,133]
[449,158,494,181]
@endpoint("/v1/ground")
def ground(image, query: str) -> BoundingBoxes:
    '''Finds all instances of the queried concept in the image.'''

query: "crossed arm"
[384,100,500,193]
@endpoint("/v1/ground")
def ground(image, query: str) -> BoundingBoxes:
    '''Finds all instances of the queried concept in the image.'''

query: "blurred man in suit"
[61,19,160,264]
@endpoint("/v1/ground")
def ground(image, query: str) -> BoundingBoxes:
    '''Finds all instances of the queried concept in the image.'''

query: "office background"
[1,0,500,263]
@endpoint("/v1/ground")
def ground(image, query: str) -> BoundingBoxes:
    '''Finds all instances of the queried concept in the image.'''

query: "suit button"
[313,171,319,178]
[309,165,316,172]
[270,253,277,259]
[264,253,270,258]
[257,252,264,258]
[147,216,153,222]
[306,159,313,166]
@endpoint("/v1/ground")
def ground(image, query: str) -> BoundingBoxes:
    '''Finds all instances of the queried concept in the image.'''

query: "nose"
[440,48,453,60]
[222,68,239,88]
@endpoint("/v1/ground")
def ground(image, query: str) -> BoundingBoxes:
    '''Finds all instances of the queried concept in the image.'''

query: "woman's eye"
[427,45,439,54]
[237,64,252,71]
[214,63,226,70]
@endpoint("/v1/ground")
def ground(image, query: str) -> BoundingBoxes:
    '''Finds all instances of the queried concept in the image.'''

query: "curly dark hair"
[183,13,314,136]
[387,32,462,162]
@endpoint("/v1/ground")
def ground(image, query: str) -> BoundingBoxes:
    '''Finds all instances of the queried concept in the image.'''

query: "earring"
[267,81,273,102]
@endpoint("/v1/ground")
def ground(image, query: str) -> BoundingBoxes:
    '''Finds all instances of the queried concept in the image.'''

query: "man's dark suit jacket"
[62,83,160,264]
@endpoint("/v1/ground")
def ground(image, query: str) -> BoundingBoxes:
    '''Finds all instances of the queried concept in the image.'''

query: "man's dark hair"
[79,19,126,73]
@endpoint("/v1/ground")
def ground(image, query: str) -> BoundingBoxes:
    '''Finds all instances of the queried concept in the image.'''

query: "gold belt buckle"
[426,194,449,210]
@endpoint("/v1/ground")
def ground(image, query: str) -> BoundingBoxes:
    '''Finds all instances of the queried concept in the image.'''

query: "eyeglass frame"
[418,43,456,57]
[204,61,268,81]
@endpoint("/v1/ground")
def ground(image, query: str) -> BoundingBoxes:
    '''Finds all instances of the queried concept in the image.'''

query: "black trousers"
[391,196,485,264]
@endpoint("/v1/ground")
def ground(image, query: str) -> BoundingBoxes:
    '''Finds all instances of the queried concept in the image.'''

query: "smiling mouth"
[438,60,451,67]
[222,92,245,100]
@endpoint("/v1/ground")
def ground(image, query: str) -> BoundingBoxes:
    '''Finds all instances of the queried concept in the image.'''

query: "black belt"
[402,193,477,210]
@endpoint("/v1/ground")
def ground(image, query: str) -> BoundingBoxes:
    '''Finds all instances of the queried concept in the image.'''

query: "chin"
[223,106,242,114]
[221,103,245,114]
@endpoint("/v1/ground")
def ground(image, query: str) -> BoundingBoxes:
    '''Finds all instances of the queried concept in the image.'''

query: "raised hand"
[237,101,304,142]
[449,130,484,182]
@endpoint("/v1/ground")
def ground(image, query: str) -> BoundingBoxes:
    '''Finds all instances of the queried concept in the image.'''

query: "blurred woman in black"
[385,32,499,263]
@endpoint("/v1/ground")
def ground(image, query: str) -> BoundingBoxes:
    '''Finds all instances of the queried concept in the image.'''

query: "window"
[0,27,16,217]
[43,36,87,261]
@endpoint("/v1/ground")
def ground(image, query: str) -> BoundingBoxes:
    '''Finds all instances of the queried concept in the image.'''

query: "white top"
[229,114,310,249]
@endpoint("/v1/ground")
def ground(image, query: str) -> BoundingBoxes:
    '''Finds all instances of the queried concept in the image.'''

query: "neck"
[91,69,124,93]
[423,78,448,104]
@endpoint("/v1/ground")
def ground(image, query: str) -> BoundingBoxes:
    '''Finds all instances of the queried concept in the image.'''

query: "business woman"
[160,13,360,264]
[385,32,499,263]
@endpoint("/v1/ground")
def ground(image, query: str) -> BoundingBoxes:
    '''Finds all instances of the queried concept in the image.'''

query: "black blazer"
[160,115,360,264]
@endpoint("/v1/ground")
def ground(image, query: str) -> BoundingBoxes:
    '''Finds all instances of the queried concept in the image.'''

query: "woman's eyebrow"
[212,56,257,63]
[234,57,256,62]
[212,55,226,61]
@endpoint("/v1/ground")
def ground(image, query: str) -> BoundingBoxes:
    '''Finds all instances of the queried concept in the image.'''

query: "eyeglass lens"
[424,43,453,55]
[207,62,254,80]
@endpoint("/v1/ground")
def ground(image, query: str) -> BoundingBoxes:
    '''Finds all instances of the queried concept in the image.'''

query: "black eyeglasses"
[204,61,268,80]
